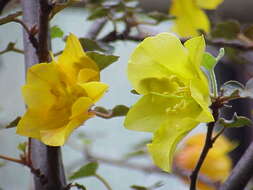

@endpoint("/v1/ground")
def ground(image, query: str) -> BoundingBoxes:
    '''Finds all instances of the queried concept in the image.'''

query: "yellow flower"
[175,133,234,190]
[170,0,223,37]
[124,33,214,172]
[17,34,108,146]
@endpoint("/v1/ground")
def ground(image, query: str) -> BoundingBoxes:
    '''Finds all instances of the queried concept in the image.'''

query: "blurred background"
[0,0,253,189]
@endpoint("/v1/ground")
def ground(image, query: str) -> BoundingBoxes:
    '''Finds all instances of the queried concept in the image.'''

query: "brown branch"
[0,43,24,55]
[219,141,253,190]
[0,154,25,165]
[21,0,67,189]
[189,101,221,190]
[85,18,107,39]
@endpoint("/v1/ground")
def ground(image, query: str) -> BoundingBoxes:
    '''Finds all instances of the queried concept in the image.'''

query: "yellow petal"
[62,33,86,58]
[79,82,108,102]
[184,35,205,69]
[147,118,197,172]
[40,114,90,146]
[26,63,62,88]
[124,94,178,132]
[57,34,99,84]
[196,0,224,10]
[22,85,56,111]
[190,79,214,122]
[70,97,93,119]
[77,68,99,83]
[170,0,210,37]
[128,33,196,94]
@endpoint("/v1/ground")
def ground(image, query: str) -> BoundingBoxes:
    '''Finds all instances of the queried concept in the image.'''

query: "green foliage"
[123,150,146,159]
[71,183,87,190]
[242,25,253,40]
[86,52,119,71]
[211,20,240,39]
[111,105,129,117]
[130,181,163,190]
[79,38,107,52]
[69,162,99,180]
[202,48,224,71]
[50,26,64,39]
[146,11,173,23]
[219,113,252,128]
[221,78,253,99]
[5,117,21,129]
[131,185,148,190]
[17,142,27,153]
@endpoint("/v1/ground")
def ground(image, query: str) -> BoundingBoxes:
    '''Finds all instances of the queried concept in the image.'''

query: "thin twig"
[0,154,25,165]
[94,174,112,190]
[189,101,221,190]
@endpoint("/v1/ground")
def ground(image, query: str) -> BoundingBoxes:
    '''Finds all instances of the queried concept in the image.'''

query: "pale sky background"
[0,7,206,190]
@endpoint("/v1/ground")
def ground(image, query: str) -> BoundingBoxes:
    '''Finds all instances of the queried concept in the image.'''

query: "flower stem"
[210,69,218,98]
[94,174,112,190]
[189,101,220,190]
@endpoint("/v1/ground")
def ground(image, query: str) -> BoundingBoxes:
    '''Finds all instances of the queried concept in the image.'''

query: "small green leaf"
[94,106,110,114]
[112,105,129,117]
[130,89,140,95]
[202,52,216,71]
[79,38,106,52]
[124,150,146,159]
[219,113,252,128]
[71,183,87,190]
[87,51,118,71]
[221,80,244,97]
[241,78,253,98]
[17,142,27,153]
[130,185,148,190]
[88,7,109,20]
[6,117,21,128]
[211,20,240,40]
[147,11,173,23]
[243,25,253,40]
[50,26,64,39]
[202,48,225,71]
[69,162,98,180]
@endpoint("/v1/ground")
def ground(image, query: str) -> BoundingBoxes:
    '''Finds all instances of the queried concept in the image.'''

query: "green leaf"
[87,51,118,71]
[130,89,140,95]
[87,7,109,20]
[5,117,21,128]
[94,106,110,114]
[221,80,244,97]
[123,150,146,159]
[211,20,240,40]
[243,25,253,40]
[17,142,27,153]
[50,26,64,39]
[202,52,216,71]
[79,38,106,52]
[71,183,87,190]
[112,105,129,117]
[241,78,253,98]
[202,48,225,71]
[69,162,98,180]
[219,113,252,128]
[147,11,173,23]
[131,185,148,190]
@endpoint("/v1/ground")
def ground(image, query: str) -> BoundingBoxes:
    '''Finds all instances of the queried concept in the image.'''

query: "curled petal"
[147,118,197,172]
